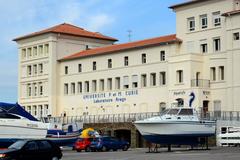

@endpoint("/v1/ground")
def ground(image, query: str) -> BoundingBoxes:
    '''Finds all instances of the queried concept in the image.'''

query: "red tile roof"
[61,34,181,61]
[169,0,210,9]
[13,23,118,41]
[222,10,240,16]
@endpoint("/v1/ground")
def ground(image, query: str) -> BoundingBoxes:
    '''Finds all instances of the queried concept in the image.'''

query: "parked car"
[0,139,62,160]
[74,138,92,152]
[90,136,129,151]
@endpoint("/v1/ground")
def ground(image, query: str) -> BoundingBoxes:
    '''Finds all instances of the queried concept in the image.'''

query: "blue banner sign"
[83,90,138,103]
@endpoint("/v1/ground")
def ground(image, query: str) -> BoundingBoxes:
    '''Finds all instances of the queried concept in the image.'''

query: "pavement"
[62,147,240,160]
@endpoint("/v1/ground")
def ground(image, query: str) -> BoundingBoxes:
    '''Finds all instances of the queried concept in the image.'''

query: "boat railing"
[41,111,240,124]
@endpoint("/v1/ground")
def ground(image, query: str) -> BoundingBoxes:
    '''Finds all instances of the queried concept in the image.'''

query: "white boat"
[134,107,216,145]
[217,127,240,146]
[0,102,48,147]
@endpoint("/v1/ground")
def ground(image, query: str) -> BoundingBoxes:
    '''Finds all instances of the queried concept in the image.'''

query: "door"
[203,100,209,118]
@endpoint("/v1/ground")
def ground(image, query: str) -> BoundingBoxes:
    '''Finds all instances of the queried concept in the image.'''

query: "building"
[14,0,240,119]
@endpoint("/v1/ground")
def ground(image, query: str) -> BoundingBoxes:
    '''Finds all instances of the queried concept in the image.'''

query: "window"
[64,83,68,95]
[160,51,165,61]
[213,100,221,118]
[27,65,32,76]
[187,17,195,31]
[213,11,221,26]
[200,14,208,29]
[38,45,43,56]
[233,32,240,40]
[93,61,96,71]
[71,83,75,94]
[33,47,37,57]
[27,84,31,97]
[65,66,68,74]
[78,64,82,72]
[22,49,26,59]
[77,82,82,93]
[141,74,147,87]
[150,73,156,86]
[160,72,166,85]
[27,48,32,58]
[200,43,208,53]
[124,56,128,66]
[115,77,120,90]
[84,81,89,93]
[213,38,221,52]
[99,79,104,91]
[132,75,138,88]
[33,64,37,75]
[142,53,146,64]
[123,76,129,89]
[176,70,183,83]
[219,66,224,81]
[38,64,43,74]
[44,44,49,55]
[39,82,43,96]
[210,67,216,81]
[108,59,112,68]
[107,78,112,90]
[37,141,52,150]
[33,83,37,96]
[92,80,97,92]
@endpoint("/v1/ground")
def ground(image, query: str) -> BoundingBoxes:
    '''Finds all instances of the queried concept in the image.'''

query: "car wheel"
[52,157,59,160]
[102,146,108,152]
[122,145,128,151]
[85,146,90,152]
[76,149,82,152]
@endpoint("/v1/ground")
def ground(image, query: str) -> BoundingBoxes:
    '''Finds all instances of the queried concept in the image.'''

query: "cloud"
[86,14,115,32]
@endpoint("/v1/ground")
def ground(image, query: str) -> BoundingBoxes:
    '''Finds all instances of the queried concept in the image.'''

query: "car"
[0,139,62,160]
[90,136,129,152]
[74,138,92,152]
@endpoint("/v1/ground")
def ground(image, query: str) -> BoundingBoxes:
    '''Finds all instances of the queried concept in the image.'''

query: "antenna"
[127,30,132,42]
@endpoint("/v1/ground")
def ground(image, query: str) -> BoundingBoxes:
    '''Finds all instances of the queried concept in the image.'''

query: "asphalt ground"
[62,147,240,160]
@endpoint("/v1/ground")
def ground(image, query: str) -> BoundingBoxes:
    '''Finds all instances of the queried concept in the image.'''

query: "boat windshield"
[178,108,193,115]
[167,109,179,115]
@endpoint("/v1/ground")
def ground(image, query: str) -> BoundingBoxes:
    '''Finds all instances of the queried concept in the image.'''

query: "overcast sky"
[0,0,185,103]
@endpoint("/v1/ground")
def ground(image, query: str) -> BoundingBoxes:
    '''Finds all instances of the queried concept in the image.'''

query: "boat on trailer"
[134,107,216,147]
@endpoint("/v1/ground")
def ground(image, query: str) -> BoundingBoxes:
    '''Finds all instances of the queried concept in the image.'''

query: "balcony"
[191,79,210,88]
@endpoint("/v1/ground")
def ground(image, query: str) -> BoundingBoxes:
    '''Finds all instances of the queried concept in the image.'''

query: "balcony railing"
[41,111,240,124]
[191,79,210,88]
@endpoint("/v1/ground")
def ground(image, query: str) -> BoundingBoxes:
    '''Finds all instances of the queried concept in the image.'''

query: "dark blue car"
[90,136,129,151]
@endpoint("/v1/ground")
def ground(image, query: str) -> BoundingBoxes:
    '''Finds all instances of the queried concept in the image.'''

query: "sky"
[0,0,185,103]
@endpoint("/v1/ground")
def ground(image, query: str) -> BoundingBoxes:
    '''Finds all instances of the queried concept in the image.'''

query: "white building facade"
[14,0,240,118]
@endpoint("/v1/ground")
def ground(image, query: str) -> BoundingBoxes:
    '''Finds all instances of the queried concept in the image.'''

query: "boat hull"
[134,121,216,145]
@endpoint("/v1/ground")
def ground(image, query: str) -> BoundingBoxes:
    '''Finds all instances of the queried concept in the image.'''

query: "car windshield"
[8,140,27,149]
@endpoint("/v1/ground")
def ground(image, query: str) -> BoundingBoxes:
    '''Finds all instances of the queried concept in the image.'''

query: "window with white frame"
[142,53,146,64]
[71,83,75,94]
[150,73,156,86]
[92,80,97,92]
[44,44,49,55]
[27,48,32,58]
[38,63,43,74]
[160,51,165,61]
[33,83,37,96]
[141,74,147,87]
[38,45,43,56]
[22,49,26,60]
[124,56,129,66]
[200,14,208,29]
[233,32,240,40]
[200,42,208,53]
[107,78,112,90]
[27,65,32,76]
[77,82,82,93]
[115,77,120,90]
[219,66,224,81]
[123,76,129,89]
[93,61,97,71]
[213,11,221,26]
[39,82,43,96]
[108,59,112,68]
[64,83,68,95]
[27,84,31,97]
[213,38,221,52]
[160,72,166,85]
[33,64,37,75]
[33,47,37,57]
[210,67,216,81]
[99,79,104,91]
[176,70,183,83]
[132,75,138,88]
[78,64,82,72]
[84,81,89,93]
[187,17,195,31]
[65,66,68,74]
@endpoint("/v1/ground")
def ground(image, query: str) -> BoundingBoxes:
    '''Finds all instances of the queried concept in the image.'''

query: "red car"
[74,138,92,152]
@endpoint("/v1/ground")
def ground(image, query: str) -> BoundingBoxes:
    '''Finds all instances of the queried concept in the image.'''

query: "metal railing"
[41,111,240,124]
[191,79,210,88]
